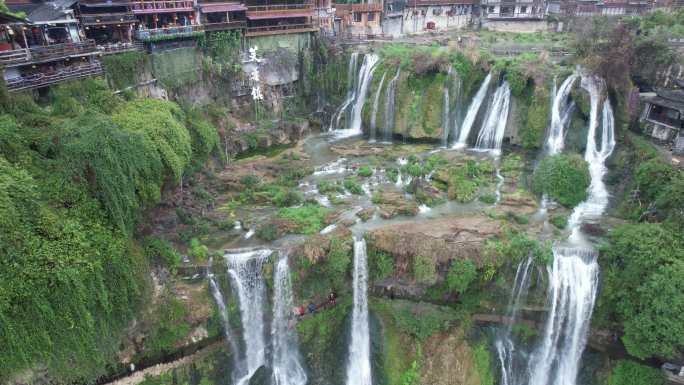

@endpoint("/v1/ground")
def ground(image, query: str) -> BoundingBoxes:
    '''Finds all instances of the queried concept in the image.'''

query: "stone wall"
[481,19,550,32]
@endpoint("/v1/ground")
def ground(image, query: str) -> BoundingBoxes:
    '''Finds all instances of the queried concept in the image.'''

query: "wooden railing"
[0,40,98,67]
[130,0,194,13]
[245,23,317,36]
[135,24,203,40]
[203,20,247,32]
[6,62,104,92]
[334,3,382,12]
[80,13,137,25]
[247,3,313,12]
[98,41,144,54]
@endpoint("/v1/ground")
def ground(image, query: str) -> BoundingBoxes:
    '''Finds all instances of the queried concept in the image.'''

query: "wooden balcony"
[98,41,144,54]
[6,62,104,92]
[246,3,314,19]
[135,24,204,41]
[203,20,247,32]
[80,13,137,25]
[334,3,383,12]
[0,40,99,68]
[130,0,194,14]
[245,23,317,37]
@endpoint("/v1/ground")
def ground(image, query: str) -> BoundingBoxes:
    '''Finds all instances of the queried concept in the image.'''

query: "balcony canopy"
[247,11,312,19]
[199,2,247,13]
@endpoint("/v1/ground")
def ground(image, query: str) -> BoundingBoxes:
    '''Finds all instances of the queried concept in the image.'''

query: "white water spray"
[474,81,511,155]
[271,253,308,385]
[442,69,451,148]
[454,73,492,149]
[346,237,372,385]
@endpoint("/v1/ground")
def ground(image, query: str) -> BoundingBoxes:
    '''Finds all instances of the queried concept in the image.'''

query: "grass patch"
[277,204,332,235]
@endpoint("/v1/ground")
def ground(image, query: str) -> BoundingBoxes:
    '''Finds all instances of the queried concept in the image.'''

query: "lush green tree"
[113,99,192,181]
[600,223,684,359]
[532,154,591,208]
[606,360,665,385]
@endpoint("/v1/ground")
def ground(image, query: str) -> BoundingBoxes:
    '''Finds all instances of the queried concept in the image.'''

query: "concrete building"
[480,0,549,31]
[335,2,383,36]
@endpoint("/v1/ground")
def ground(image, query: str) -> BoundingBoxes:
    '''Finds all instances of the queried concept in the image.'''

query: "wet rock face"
[420,328,481,385]
[248,365,273,385]
[368,215,502,268]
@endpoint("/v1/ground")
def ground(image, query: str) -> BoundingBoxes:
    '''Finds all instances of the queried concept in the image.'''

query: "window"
[353,12,362,22]
[488,6,494,12]
[520,6,527,13]
[367,12,375,21]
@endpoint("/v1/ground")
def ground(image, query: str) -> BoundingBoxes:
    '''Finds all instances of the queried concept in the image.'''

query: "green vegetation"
[374,300,459,342]
[357,165,374,177]
[605,360,665,385]
[368,247,395,281]
[317,180,345,194]
[413,255,436,284]
[446,259,477,295]
[103,51,148,90]
[295,237,352,300]
[343,178,365,195]
[473,342,494,385]
[533,154,591,208]
[189,238,209,261]
[598,223,684,359]
[145,237,181,271]
[140,297,191,358]
[550,214,568,229]
[277,204,332,235]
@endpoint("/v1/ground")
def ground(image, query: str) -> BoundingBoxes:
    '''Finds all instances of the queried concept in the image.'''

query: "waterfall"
[207,258,242,378]
[335,53,380,139]
[452,71,463,137]
[474,81,511,155]
[441,69,451,148]
[526,75,615,385]
[546,73,578,156]
[370,72,387,143]
[329,53,359,132]
[495,256,534,385]
[453,73,492,149]
[225,248,271,385]
[346,236,372,385]
[383,68,401,143]
[271,253,308,385]
[567,76,616,240]
[528,248,599,385]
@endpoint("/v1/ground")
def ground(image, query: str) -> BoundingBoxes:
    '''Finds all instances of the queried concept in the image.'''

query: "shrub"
[606,360,665,385]
[473,343,494,385]
[317,180,344,194]
[446,259,477,295]
[256,223,278,241]
[272,189,303,207]
[369,249,394,280]
[413,255,436,284]
[479,193,497,205]
[189,238,209,260]
[343,179,364,195]
[532,154,590,208]
[145,237,181,271]
[357,165,374,177]
[550,214,568,229]
[240,174,260,188]
[386,167,399,183]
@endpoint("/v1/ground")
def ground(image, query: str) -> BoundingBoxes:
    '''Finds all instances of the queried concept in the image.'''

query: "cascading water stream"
[567,76,616,241]
[495,256,534,385]
[369,72,387,143]
[225,248,271,385]
[207,258,243,379]
[335,53,379,139]
[441,69,451,148]
[546,73,578,156]
[383,68,401,143]
[474,81,511,155]
[453,73,492,149]
[329,53,359,132]
[271,253,308,385]
[346,236,372,385]
[527,75,615,385]
[452,71,463,140]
